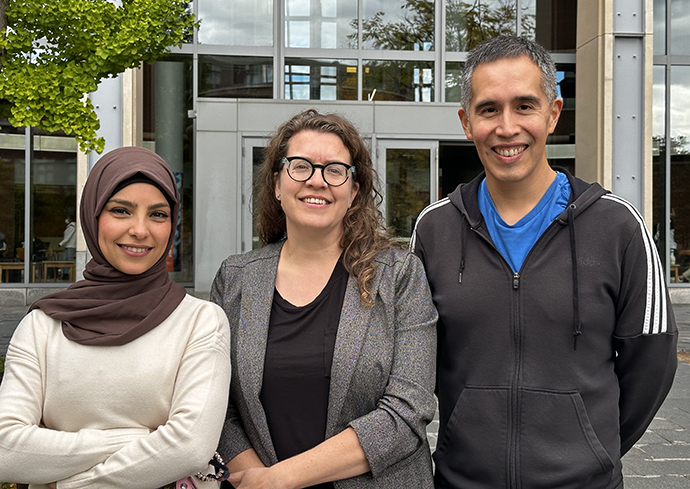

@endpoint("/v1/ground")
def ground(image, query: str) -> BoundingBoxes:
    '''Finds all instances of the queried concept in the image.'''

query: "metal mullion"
[437,0,445,103]
[665,0,672,283]
[665,64,672,282]
[24,128,31,285]
[358,0,363,101]
[275,0,283,99]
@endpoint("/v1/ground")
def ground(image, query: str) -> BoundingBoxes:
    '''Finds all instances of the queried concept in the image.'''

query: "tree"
[0,0,195,153]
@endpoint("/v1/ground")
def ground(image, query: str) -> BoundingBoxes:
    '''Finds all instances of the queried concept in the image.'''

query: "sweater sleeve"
[59,222,76,247]
[57,304,231,489]
[613,221,678,455]
[210,261,255,461]
[0,311,149,485]
[348,252,438,476]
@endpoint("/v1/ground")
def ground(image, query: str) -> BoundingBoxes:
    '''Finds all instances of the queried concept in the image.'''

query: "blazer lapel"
[325,272,379,436]
[236,245,281,464]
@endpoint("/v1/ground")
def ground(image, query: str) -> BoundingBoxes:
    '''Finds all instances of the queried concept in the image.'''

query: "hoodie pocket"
[434,386,509,487]
[519,387,615,487]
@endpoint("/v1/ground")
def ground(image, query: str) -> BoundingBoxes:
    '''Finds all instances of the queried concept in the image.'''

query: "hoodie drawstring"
[568,204,582,350]
[459,215,467,283]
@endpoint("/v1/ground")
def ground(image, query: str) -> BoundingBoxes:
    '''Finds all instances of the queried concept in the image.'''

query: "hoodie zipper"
[470,225,524,487]
[510,272,521,488]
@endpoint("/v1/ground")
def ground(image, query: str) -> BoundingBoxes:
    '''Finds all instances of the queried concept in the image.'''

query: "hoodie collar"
[449,167,609,226]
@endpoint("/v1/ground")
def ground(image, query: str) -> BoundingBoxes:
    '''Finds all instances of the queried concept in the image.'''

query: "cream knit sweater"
[0,295,231,489]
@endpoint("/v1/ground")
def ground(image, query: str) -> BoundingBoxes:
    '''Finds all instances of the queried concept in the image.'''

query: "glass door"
[376,140,438,244]
[241,137,269,253]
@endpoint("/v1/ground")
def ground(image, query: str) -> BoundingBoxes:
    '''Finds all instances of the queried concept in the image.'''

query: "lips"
[119,244,153,254]
[301,197,331,205]
[494,145,527,157]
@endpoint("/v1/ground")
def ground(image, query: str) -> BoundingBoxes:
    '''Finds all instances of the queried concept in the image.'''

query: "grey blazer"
[210,242,437,488]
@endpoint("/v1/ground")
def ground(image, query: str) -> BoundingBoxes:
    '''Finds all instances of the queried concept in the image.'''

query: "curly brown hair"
[256,109,393,306]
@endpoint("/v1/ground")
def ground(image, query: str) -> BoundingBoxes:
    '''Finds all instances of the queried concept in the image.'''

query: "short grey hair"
[461,36,558,111]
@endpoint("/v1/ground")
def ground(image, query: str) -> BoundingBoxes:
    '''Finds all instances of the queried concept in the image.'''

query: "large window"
[364,60,434,101]
[198,0,273,46]
[144,56,195,284]
[446,0,575,52]
[0,124,78,285]
[199,56,274,98]
[285,0,358,49]
[362,0,434,51]
[285,59,357,100]
[194,0,575,103]
[654,0,690,285]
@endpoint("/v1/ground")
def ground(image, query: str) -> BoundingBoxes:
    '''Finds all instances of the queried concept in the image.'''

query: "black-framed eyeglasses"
[281,156,356,187]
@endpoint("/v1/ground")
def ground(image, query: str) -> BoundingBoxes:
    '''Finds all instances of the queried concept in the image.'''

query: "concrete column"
[576,0,653,224]
[122,66,144,147]
[88,75,123,171]
[154,61,186,173]
[75,149,89,281]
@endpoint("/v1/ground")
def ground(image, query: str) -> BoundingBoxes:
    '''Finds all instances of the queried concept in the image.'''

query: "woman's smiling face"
[97,182,172,275]
[275,130,359,239]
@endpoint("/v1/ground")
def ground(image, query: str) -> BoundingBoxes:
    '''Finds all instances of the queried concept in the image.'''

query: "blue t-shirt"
[478,172,572,273]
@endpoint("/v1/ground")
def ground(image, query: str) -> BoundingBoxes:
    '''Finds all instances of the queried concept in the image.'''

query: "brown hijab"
[30,147,187,346]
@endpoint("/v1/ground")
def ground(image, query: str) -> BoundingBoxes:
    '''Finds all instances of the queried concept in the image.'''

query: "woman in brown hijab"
[0,147,231,489]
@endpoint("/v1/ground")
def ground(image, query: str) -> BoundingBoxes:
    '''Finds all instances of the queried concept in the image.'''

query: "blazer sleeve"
[348,252,438,477]
[0,312,149,485]
[57,304,231,488]
[613,220,678,455]
[210,260,256,461]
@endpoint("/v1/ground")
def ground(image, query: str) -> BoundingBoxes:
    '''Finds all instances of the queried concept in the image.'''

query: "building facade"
[1,0,688,304]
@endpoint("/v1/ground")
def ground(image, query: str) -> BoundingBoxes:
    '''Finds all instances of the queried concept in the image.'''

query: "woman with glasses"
[211,109,437,488]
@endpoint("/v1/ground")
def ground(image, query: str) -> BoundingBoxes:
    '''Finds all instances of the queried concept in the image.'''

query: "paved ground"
[1,304,689,484]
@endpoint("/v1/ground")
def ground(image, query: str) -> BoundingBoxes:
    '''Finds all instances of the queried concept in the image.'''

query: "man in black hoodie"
[412,36,678,488]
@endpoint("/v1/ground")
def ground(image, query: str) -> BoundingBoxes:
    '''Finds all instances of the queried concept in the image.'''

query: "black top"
[260,257,349,489]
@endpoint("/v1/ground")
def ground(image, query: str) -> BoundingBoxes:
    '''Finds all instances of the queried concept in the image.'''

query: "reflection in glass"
[654,0,666,55]
[198,0,273,46]
[550,64,575,144]
[0,146,25,284]
[671,0,690,56]
[521,0,536,40]
[252,146,264,250]
[652,66,668,276]
[362,0,434,50]
[285,0,357,49]
[446,0,517,52]
[670,66,690,283]
[144,56,195,283]
[199,56,273,98]
[285,59,357,100]
[445,62,464,103]
[30,150,77,283]
[532,0,576,52]
[364,60,434,102]
[386,148,430,238]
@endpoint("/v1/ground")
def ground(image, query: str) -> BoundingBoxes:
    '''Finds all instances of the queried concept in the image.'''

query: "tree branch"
[0,0,7,73]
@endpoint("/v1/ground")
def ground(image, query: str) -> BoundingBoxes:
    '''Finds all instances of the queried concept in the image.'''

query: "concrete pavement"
[1,304,689,484]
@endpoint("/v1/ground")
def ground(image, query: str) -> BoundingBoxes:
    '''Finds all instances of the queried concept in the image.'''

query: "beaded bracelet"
[195,451,230,482]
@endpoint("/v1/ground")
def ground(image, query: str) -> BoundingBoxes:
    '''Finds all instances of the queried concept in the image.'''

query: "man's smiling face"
[458,55,562,190]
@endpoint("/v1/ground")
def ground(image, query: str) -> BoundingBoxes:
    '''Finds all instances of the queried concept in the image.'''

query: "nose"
[495,110,520,138]
[305,167,328,188]
[128,217,150,239]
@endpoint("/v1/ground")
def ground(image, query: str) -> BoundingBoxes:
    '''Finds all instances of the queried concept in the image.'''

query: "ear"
[458,108,474,141]
[548,98,564,134]
[349,181,360,207]
[274,171,281,200]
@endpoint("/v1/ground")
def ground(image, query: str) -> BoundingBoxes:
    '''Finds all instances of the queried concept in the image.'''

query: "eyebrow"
[106,198,170,210]
[474,95,542,113]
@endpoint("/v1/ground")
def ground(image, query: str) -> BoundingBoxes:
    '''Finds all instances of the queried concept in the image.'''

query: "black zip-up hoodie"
[412,170,678,489]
